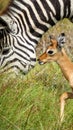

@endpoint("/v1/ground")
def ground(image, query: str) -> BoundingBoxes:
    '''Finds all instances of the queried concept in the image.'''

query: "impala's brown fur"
[38,33,73,122]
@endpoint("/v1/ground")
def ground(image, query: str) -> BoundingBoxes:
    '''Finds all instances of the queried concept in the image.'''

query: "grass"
[0,62,73,130]
[0,0,11,15]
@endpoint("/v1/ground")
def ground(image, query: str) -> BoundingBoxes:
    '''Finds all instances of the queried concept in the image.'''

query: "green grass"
[0,62,73,130]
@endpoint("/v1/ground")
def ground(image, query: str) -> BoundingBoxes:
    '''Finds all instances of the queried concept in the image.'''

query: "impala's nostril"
[37,58,39,61]
[37,59,40,63]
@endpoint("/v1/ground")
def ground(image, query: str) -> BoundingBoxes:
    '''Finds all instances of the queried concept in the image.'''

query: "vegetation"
[0,62,73,130]
[0,19,73,130]
[0,0,11,15]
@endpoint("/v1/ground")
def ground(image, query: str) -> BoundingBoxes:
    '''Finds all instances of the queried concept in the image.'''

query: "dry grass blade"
[0,0,11,15]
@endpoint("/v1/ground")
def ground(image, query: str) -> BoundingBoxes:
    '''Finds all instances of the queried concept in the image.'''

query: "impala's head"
[38,33,66,65]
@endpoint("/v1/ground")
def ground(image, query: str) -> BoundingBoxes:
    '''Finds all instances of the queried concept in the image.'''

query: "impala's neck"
[57,49,73,81]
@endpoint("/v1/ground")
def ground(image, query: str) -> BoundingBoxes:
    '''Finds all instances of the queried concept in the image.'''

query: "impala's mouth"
[37,59,44,65]
[39,61,44,65]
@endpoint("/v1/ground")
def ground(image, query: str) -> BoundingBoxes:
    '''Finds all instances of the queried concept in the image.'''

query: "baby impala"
[38,33,73,122]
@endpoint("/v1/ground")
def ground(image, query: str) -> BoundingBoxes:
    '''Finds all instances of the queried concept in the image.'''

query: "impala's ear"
[57,33,66,48]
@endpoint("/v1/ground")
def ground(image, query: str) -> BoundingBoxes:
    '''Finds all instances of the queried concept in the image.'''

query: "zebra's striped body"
[0,0,73,73]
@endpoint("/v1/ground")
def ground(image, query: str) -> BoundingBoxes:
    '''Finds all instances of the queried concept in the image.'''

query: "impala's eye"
[47,50,54,55]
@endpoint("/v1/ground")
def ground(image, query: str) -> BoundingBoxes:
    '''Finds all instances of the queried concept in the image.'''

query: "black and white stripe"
[0,0,73,73]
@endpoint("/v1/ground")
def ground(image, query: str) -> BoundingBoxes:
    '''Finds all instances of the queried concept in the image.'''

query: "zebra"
[0,0,73,74]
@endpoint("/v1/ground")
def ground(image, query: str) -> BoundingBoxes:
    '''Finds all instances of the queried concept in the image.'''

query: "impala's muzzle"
[37,59,44,65]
